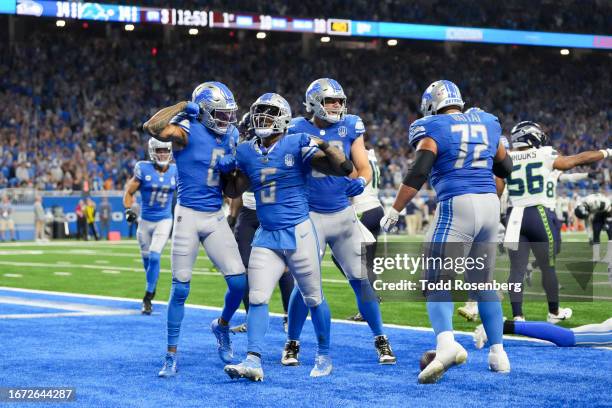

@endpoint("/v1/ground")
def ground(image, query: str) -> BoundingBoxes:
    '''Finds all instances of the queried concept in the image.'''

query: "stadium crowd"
[127,0,611,34]
[0,32,609,197]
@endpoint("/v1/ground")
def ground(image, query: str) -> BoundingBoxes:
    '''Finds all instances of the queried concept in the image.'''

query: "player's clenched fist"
[380,207,400,232]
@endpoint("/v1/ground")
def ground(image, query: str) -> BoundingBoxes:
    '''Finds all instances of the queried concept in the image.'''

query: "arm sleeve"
[402,150,436,190]
[492,154,513,178]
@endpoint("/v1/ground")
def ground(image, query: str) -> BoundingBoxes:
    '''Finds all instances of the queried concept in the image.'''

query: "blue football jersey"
[408,111,501,201]
[134,161,177,222]
[170,114,238,212]
[288,114,365,213]
[235,133,318,232]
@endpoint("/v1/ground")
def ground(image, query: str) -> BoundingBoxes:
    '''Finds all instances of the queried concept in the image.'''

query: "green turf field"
[0,232,609,332]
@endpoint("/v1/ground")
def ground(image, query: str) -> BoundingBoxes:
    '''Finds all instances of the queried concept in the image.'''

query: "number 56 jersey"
[134,161,177,222]
[506,146,557,208]
[409,111,501,201]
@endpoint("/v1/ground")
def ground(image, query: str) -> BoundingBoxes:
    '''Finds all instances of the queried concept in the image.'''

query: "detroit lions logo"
[338,126,348,137]
[284,154,295,167]
[145,175,152,181]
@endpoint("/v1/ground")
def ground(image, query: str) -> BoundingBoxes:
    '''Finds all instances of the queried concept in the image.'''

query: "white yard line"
[0,295,141,319]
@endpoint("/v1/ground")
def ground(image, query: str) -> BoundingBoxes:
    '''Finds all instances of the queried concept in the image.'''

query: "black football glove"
[125,208,138,223]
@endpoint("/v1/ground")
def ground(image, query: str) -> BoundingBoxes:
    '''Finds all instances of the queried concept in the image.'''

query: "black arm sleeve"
[492,154,513,178]
[402,150,436,190]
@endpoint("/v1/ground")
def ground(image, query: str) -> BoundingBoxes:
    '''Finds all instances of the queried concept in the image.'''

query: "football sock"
[504,320,575,347]
[167,279,190,347]
[349,279,384,336]
[287,286,309,341]
[221,274,247,323]
[426,299,454,335]
[142,255,150,274]
[146,251,161,293]
[246,303,269,355]
[309,299,331,356]
[476,291,504,345]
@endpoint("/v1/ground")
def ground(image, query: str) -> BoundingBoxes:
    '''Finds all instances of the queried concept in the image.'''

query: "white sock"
[490,343,504,353]
[436,331,455,350]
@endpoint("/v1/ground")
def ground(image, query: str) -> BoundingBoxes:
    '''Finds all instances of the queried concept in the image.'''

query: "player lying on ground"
[123,138,177,315]
[502,121,611,323]
[144,82,248,377]
[222,93,353,381]
[283,78,396,367]
[380,80,513,383]
[574,193,612,262]
[474,318,612,348]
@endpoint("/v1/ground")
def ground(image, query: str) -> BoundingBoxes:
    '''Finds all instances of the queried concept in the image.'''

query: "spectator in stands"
[99,197,112,240]
[0,195,16,241]
[33,195,46,242]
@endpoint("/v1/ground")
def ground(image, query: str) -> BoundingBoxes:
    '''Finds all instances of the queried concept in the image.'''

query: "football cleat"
[310,354,332,377]
[347,312,365,322]
[457,301,479,321]
[513,315,526,322]
[281,340,300,366]
[488,347,511,373]
[141,291,155,315]
[473,324,488,350]
[225,355,264,382]
[230,323,247,334]
[211,319,234,363]
[375,335,397,364]
[283,316,288,334]
[158,352,177,378]
[418,342,467,384]
[547,307,572,324]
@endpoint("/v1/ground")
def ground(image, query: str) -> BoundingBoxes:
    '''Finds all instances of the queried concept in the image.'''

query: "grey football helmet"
[249,93,292,138]
[304,78,347,123]
[420,80,465,117]
[148,138,172,167]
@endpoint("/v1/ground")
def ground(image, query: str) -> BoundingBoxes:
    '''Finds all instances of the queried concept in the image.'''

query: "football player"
[283,78,396,366]
[474,318,612,348]
[381,80,514,383]
[574,193,612,262]
[503,121,610,323]
[143,82,247,377]
[123,138,177,315]
[222,93,353,381]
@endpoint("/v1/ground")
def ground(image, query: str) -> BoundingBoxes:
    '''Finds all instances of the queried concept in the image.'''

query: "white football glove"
[380,207,400,233]
[601,148,612,158]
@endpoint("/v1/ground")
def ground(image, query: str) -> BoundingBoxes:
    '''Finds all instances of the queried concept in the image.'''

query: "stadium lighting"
[124,24,135,32]
[321,36,331,43]
[56,20,66,28]
[387,39,398,46]
[560,48,570,55]
[189,28,198,35]
[256,32,267,39]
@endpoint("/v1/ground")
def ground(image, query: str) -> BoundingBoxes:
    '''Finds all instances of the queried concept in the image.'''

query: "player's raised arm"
[143,101,196,148]
[123,176,140,222]
[143,101,188,136]
[222,171,251,199]
[309,138,354,176]
[553,148,611,171]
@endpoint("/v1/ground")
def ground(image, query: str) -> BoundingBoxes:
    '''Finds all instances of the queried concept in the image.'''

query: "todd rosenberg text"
[373,279,523,293]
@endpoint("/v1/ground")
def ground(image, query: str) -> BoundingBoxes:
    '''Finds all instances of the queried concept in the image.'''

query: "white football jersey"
[507,146,557,208]
[580,193,612,214]
[352,149,382,213]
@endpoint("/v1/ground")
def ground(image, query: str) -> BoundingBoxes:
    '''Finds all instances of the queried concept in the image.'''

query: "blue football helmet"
[510,121,549,149]
[249,93,292,138]
[420,80,465,116]
[191,81,238,135]
[304,78,346,123]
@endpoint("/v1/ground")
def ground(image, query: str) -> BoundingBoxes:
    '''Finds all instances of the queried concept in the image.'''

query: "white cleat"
[418,342,467,384]
[488,348,511,373]
[457,301,479,321]
[224,357,264,382]
[309,355,332,378]
[473,324,488,350]
[547,307,572,324]
[513,316,526,322]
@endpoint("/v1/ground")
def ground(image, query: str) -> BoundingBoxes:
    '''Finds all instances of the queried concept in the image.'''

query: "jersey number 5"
[452,124,489,169]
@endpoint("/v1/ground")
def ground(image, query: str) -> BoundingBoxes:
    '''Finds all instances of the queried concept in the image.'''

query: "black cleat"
[375,335,397,365]
[347,312,365,322]
[142,291,155,315]
[281,340,300,366]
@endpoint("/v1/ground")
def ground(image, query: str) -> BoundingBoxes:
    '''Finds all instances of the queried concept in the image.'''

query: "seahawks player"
[283,78,396,366]
[222,93,353,381]
[574,193,612,262]
[143,82,247,377]
[381,80,514,383]
[503,121,610,323]
[123,138,177,315]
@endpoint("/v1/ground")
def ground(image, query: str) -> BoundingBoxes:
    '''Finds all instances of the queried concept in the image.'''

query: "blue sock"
[513,321,575,347]
[246,303,270,355]
[349,279,384,336]
[287,286,309,341]
[167,279,190,347]
[221,274,247,323]
[426,291,454,335]
[309,299,331,356]
[476,290,504,345]
[146,252,160,293]
[142,256,149,274]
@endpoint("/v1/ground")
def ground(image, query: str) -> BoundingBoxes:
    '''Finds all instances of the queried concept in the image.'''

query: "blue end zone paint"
[0,288,609,407]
